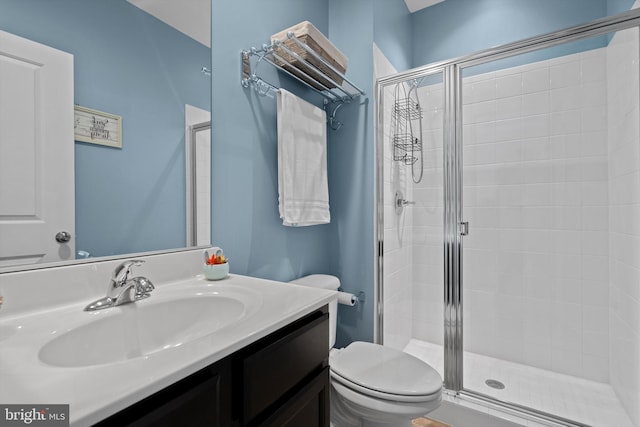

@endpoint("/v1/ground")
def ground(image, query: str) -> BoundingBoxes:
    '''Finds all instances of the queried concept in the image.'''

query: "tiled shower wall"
[375,44,415,351]
[460,47,610,382]
[377,45,446,351]
[607,25,640,426]
[412,85,444,346]
[379,29,639,418]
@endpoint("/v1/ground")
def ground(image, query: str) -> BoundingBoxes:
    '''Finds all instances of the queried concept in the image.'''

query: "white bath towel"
[277,89,330,226]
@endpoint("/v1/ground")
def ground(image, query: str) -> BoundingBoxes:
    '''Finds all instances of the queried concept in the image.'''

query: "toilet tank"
[289,274,339,349]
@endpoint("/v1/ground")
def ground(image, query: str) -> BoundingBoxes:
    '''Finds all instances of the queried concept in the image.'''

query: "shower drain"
[485,379,506,389]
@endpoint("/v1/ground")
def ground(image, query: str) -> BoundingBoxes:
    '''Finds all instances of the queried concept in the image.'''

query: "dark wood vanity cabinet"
[96,357,233,427]
[97,306,329,427]
[255,367,330,427]
[239,307,330,427]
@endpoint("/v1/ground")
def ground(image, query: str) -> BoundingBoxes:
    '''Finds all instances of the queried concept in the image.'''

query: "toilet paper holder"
[337,290,365,306]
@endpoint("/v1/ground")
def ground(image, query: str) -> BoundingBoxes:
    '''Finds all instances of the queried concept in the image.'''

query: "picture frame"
[74,105,122,148]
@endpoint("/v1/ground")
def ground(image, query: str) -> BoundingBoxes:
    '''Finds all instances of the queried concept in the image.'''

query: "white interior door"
[185,104,211,247]
[0,30,74,267]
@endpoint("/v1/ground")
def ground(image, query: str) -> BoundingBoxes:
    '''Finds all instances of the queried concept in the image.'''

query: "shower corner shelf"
[241,32,365,130]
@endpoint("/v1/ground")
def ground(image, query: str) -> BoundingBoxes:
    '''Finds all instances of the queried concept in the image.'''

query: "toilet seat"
[331,379,442,423]
[330,341,442,402]
[330,370,441,403]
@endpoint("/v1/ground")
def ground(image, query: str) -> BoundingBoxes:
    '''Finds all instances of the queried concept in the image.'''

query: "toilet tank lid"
[289,274,340,290]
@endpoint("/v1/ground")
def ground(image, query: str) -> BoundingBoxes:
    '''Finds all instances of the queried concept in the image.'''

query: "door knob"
[55,231,71,243]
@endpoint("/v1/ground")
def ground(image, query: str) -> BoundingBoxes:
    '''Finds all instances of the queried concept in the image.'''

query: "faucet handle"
[133,277,155,295]
[112,259,145,285]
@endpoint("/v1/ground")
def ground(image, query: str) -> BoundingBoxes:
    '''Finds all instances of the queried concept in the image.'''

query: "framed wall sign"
[74,105,122,148]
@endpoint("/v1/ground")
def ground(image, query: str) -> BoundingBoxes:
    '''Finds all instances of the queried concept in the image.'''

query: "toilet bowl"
[289,275,442,427]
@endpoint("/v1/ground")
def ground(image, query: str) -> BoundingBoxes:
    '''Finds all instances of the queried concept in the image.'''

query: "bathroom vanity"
[0,249,336,426]
[98,306,330,426]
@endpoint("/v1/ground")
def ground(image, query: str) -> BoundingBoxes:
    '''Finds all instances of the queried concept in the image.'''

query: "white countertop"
[0,271,336,426]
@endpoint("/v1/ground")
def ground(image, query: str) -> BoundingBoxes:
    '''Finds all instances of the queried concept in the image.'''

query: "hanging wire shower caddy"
[391,81,424,183]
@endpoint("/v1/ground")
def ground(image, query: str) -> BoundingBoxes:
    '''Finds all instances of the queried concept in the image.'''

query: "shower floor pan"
[404,339,633,427]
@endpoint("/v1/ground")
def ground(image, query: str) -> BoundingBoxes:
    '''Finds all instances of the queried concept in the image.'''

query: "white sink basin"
[39,294,252,367]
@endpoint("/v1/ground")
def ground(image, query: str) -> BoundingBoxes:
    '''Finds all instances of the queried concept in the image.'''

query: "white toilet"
[289,275,442,427]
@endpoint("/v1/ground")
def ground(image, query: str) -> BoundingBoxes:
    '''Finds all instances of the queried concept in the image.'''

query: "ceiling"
[127,0,211,47]
[404,0,447,13]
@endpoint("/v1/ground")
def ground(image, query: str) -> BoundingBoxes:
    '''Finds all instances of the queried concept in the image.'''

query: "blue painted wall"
[608,0,636,15]
[0,0,210,257]
[411,0,612,68]
[328,0,376,346]
[211,0,377,346]
[211,0,337,281]
[373,0,413,72]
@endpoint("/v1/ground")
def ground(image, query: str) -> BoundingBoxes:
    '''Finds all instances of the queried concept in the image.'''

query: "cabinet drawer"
[242,310,328,422]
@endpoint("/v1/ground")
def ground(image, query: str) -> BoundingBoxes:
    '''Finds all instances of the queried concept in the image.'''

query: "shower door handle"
[458,222,469,236]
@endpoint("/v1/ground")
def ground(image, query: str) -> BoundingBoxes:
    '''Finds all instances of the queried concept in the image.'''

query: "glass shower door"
[378,69,447,379]
[459,28,637,427]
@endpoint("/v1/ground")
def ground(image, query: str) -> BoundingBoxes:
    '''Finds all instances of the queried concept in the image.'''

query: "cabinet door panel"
[242,311,328,422]
[258,367,330,427]
[125,375,221,427]
[96,359,232,427]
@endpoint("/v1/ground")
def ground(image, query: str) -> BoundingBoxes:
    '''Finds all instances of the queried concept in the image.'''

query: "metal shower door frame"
[375,6,640,423]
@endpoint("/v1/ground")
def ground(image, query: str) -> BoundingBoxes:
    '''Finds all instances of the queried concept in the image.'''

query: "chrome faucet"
[84,260,155,311]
